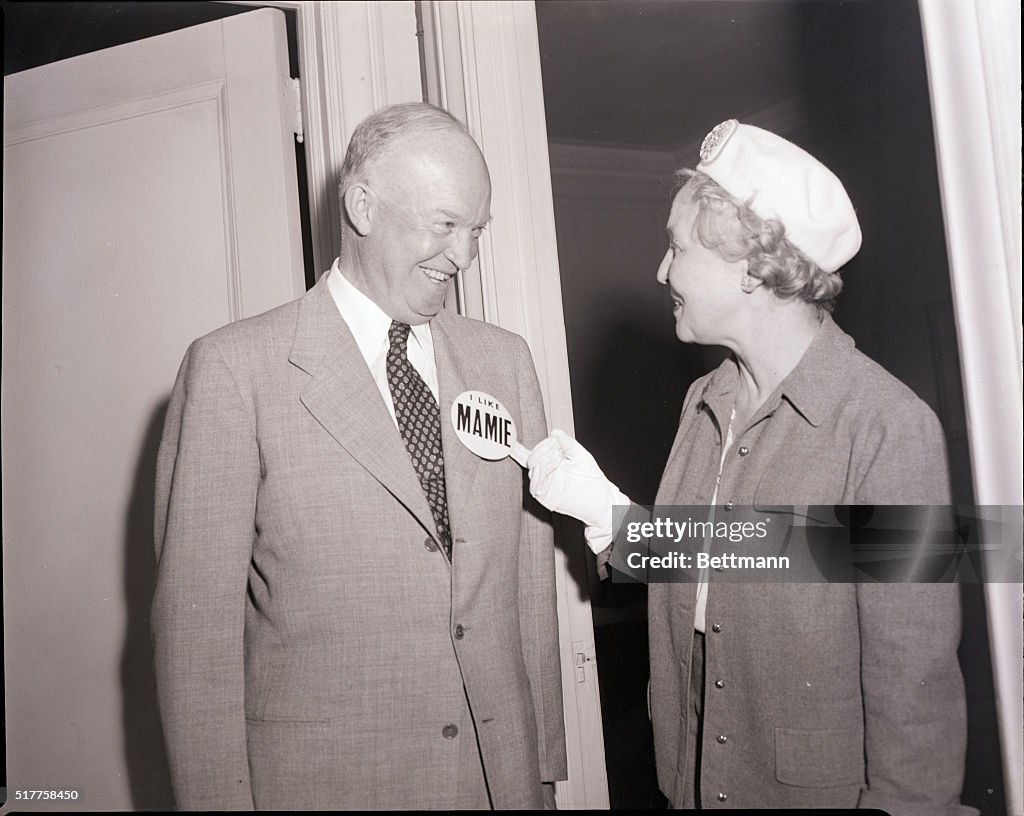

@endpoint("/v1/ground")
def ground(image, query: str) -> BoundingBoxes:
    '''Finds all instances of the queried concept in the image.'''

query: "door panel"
[2,9,303,809]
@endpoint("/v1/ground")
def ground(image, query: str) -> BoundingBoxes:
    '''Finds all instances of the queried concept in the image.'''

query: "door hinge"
[573,641,596,684]
[291,77,304,144]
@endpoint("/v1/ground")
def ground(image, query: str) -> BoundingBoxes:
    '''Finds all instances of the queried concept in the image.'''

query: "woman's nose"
[656,248,672,284]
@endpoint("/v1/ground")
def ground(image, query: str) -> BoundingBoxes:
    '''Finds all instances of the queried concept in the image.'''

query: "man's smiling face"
[350,129,492,326]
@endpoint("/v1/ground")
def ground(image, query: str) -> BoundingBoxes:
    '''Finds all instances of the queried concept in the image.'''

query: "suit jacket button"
[723,500,735,511]
[424,537,438,552]
[716,733,728,744]
[711,622,722,633]
[714,679,724,689]
[454,624,465,640]
[717,792,728,802]
[442,724,458,739]
[738,446,749,456]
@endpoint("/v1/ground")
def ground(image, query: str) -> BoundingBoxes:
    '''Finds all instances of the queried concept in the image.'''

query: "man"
[152,102,566,810]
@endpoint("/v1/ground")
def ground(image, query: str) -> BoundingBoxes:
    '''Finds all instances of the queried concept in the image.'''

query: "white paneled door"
[2,9,304,810]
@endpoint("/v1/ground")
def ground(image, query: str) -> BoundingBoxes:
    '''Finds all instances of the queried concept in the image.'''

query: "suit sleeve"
[512,337,569,783]
[853,402,976,816]
[152,338,258,811]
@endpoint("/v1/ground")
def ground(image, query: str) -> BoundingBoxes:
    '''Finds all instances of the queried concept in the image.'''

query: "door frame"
[223,0,423,277]
[918,3,1022,814]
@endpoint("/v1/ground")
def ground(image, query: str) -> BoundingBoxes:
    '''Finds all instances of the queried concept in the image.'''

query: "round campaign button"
[451,390,529,465]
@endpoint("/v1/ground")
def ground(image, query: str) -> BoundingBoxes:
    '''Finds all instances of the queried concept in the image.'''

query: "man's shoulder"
[187,293,304,361]
[435,311,534,367]
[439,310,527,347]
[172,294,307,387]
[199,295,302,343]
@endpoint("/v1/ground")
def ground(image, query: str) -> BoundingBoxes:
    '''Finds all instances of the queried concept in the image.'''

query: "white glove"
[526,429,621,532]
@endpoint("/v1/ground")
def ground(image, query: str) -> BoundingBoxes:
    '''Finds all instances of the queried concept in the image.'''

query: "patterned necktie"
[386,321,452,558]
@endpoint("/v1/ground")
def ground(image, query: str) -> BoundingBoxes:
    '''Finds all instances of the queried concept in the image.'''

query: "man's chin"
[402,303,444,326]
[408,291,451,323]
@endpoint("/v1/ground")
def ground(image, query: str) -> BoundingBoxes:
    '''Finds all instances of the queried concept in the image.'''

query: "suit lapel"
[290,280,436,537]
[432,310,483,541]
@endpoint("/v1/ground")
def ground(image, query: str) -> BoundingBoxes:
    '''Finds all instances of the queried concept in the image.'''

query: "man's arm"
[513,337,569,785]
[854,402,976,816]
[152,338,258,810]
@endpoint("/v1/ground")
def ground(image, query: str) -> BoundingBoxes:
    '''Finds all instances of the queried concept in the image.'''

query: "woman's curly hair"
[676,168,843,313]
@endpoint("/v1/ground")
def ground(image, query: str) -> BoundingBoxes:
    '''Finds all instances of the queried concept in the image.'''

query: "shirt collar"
[698,313,856,428]
[325,259,434,364]
[776,314,857,426]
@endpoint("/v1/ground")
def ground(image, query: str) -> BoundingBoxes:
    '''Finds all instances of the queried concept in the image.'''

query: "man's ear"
[343,184,373,237]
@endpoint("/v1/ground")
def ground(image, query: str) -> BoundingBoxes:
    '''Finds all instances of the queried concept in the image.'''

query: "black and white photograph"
[2,1,1021,812]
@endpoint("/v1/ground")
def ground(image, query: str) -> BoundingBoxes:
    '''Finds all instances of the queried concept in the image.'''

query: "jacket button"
[711,622,722,633]
[717,734,728,744]
[454,624,465,640]
[423,537,438,552]
[714,679,724,689]
[717,792,728,802]
[442,724,458,739]
[738,446,749,456]
[723,500,735,511]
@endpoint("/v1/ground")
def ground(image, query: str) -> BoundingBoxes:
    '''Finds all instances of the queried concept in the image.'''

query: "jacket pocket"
[774,725,865,788]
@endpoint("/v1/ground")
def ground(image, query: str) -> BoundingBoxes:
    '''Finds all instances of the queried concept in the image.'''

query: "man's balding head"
[337,103,492,325]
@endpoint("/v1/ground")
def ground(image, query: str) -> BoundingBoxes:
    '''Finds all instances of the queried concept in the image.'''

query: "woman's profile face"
[656,186,748,345]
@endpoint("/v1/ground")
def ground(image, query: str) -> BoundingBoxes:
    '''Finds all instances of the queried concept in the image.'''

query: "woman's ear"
[343,183,373,237]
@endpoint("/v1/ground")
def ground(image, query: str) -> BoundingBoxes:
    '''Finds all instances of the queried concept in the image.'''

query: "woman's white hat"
[697,119,862,272]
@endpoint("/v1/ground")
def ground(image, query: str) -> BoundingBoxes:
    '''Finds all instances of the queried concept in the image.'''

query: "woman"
[528,120,972,814]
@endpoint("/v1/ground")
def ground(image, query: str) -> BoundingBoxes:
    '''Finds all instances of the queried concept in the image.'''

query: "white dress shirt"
[325,259,439,426]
